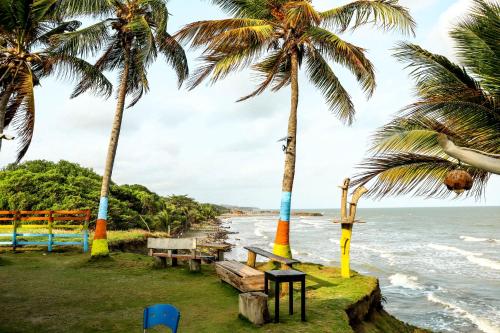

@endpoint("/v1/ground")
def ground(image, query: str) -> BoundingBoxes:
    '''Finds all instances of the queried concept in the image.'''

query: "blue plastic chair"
[143,304,180,333]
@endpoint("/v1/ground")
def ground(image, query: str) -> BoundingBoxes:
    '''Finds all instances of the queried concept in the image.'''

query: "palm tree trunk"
[0,86,14,152]
[273,50,299,259]
[438,134,500,175]
[91,51,130,257]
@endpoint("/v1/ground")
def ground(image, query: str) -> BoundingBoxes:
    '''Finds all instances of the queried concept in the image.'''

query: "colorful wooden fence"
[0,210,91,252]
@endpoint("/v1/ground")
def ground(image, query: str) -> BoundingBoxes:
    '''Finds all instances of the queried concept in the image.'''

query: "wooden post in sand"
[335,178,368,278]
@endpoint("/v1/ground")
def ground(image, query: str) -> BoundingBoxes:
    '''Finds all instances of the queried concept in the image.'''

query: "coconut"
[444,169,473,194]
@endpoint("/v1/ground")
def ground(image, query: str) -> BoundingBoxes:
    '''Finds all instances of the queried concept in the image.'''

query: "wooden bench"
[147,238,214,271]
[0,210,91,252]
[215,260,265,292]
[197,242,231,261]
[215,247,301,292]
[244,246,300,269]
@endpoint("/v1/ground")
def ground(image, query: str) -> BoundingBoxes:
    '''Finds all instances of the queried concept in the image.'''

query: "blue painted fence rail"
[0,210,91,252]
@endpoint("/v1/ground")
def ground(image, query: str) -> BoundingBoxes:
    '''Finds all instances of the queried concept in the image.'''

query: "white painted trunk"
[438,134,500,175]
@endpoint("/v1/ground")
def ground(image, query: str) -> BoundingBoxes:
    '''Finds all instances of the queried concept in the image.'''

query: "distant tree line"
[0,160,228,232]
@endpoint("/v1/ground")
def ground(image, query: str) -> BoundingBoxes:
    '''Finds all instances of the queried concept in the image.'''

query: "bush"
[0,160,225,231]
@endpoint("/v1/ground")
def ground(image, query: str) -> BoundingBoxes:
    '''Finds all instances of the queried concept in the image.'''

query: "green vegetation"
[354,0,499,198]
[0,252,427,333]
[176,0,415,258]
[0,160,224,232]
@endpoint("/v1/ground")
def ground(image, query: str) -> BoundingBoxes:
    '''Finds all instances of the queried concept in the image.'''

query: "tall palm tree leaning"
[176,0,415,258]
[0,0,111,162]
[353,0,499,199]
[54,0,188,257]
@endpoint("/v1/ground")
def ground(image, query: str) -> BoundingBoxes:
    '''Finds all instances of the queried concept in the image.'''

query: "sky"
[1,0,499,209]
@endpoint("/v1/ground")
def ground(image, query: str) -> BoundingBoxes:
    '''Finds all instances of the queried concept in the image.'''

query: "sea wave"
[388,273,423,290]
[428,244,500,271]
[328,238,396,265]
[460,236,498,243]
[427,293,500,333]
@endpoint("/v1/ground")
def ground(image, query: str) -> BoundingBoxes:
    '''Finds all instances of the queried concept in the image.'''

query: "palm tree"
[353,0,499,199]
[54,0,188,257]
[176,0,415,258]
[0,0,112,162]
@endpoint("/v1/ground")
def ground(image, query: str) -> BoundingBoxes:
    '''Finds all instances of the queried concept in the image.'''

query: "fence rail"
[0,210,91,252]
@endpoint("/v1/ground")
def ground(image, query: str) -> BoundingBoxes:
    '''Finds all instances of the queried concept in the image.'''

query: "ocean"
[223,207,500,333]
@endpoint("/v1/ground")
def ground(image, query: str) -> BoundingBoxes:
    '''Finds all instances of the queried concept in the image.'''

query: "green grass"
[0,252,425,333]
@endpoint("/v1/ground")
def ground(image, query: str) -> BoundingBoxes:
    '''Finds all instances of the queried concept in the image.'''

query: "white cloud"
[425,0,473,60]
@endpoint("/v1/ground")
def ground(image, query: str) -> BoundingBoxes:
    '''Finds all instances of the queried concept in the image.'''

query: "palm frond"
[210,0,278,19]
[9,70,35,162]
[321,0,415,35]
[307,26,375,97]
[450,0,500,96]
[158,33,189,87]
[138,0,169,36]
[175,18,269,48]
[352,153,489,198]
[305,48,355,125]
[188,41,267,90]
[43,54,113,98]
[125,15,157,68]
[31,0,59,23]
[55,0,115,18]
[284,1,321,27]
[125,50,149,108]
[237,49,288,101]
[35,20,81,44]
[401,101,500,145]
[50,19,113,58]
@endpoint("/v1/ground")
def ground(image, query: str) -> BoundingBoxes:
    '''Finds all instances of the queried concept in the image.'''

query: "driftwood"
[215,260,265,292]
[239,292,270,325]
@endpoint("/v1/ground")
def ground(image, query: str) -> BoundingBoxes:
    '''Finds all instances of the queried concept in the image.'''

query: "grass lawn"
[0,252,423,333]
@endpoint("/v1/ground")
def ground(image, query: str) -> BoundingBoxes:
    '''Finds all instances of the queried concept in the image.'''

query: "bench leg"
[218,249,224,261]
[289,281,293,315]
[153,256,166,269]
[247,251,256,267]
[301,278,306,321]
[170,250,178,267]
[274,282,280,323]
[189,258,201,272]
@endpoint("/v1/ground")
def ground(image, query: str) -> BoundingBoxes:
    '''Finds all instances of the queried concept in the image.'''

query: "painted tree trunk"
[273,50,299,259]
[339,183,368,278]
[340,224,353,278]
[339,179,351,278]
[0,87,14,152]
[91,52,130,257]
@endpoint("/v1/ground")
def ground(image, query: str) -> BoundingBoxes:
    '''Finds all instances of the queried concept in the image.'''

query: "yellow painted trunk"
[340,224,353,278]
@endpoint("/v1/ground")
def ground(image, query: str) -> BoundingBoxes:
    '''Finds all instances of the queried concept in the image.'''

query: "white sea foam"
[429,244,500,270]
[388,273,423,290]
[460,236,499,243]
[329,238,340,245]
[356,244,397,266]
[427,293,500,333]
[254,228,264,237]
